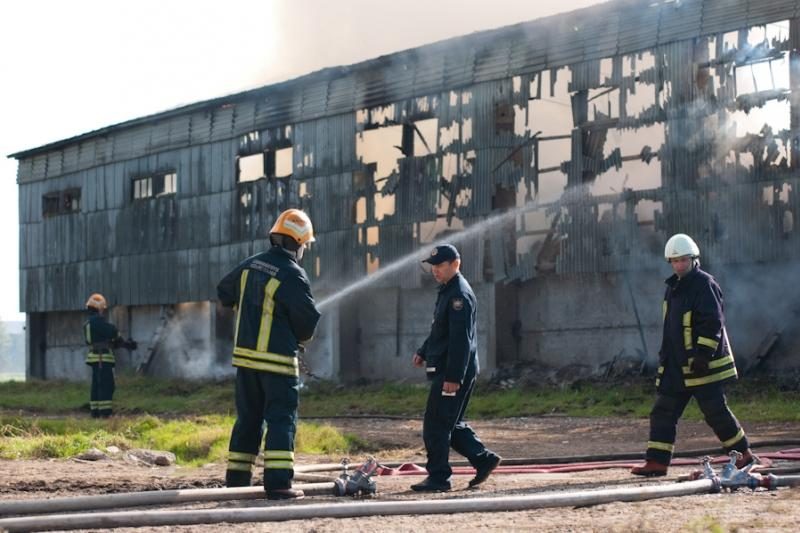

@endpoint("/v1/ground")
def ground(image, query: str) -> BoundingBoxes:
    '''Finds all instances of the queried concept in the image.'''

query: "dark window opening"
[42,188,81,217]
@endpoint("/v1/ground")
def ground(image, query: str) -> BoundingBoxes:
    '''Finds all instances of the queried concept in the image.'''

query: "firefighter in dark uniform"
[218,209,321,500]
[631,233,755,476]
[410,244,501,492]
[83,293,136,418]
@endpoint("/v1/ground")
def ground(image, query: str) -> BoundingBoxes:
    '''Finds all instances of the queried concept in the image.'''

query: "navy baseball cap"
[422,244,460,265]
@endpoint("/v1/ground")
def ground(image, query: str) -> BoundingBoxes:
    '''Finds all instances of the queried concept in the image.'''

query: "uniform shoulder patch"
[452,297,464,311]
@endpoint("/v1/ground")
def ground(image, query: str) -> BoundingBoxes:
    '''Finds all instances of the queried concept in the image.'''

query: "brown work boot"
[266,487,305,500]
[630,460,668,477]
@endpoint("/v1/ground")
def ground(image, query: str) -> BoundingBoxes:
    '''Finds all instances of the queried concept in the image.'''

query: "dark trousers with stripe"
[226,367,299,490]
[88,363,115,418]
[423,364,494,482]
[646,383,748,465]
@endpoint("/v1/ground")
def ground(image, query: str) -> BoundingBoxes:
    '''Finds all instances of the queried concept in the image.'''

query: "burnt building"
[10,0,800,382]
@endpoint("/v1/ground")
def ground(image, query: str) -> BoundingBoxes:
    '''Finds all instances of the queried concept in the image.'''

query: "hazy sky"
[0,0,605,321]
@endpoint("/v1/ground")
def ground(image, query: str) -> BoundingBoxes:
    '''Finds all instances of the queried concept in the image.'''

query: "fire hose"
[0,479,721,531]
[2,451,799,531]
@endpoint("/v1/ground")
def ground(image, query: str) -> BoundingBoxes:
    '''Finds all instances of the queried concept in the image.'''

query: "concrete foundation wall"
[515,261,800,373]
[355,283,495,382]
[517,271,666,371]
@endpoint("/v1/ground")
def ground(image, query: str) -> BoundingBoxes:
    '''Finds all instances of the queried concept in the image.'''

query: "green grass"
[0,377,236,415]
[0,377,797,465]
[1,377,798,422]
[0,414,362,466]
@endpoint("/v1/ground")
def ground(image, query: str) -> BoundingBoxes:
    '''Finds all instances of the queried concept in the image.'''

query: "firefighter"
[410,244,501,492]
[83,293,136,418]
[218,208,321,500]
[631,233,754,477]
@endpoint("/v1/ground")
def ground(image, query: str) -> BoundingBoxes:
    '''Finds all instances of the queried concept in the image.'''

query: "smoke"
[152,304,233,380]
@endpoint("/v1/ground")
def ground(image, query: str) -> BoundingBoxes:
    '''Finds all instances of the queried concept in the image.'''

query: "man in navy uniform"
[631,233,755,477]
[218,209,321,500]
[411,243,501,492]
[83,293,136,418]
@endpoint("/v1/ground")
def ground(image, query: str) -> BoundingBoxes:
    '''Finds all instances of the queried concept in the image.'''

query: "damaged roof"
[9,0,795,160]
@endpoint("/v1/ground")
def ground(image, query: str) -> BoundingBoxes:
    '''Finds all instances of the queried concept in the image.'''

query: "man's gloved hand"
[124,339,138,351]
[690,355,710,376]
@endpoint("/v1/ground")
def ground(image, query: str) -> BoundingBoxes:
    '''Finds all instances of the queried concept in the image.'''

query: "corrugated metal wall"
[13,0,800,313]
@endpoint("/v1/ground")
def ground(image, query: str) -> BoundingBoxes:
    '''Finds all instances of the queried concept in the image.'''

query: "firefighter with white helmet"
[631,233,755,476]
[83,293,136,418]
[217,208,320,500]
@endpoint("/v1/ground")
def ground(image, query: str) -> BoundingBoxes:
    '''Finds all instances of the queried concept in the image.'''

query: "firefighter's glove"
[690,355,710,376]
[124,339,138,351]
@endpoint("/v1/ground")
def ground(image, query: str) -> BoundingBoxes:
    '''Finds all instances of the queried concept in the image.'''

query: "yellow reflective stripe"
[256,278,281,353]
[697,336,719,350]
[709,354,734,369]
[683,355,735,374]
[647,441,675,452]
[228,451,257,463]
[685,367,738,387]
[657,366,664,374]
[682,311,693,350]
[85,323,92,344]
[662,301,667,321]
[86,352,116,363]
[227,461,252,472]
[234,270,249,347]
[655,378,661,386]
[264,460,294,470]
[233,347,297,367]
[232,357,299,377]
[722,428,745,448]
[264,450,294,460]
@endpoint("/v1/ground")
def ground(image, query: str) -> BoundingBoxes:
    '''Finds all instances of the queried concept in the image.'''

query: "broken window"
[734,53,790,97]
[133,172,177,200]
[495,102,514,134]
[237,153,264,183]
[273,146,293,178]
[42,192,60,216]
[237,143,292,182]
[42,188,81,217]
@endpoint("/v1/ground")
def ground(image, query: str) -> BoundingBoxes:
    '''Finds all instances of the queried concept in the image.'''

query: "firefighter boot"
[225,470,252,487]
[630,460,668,477]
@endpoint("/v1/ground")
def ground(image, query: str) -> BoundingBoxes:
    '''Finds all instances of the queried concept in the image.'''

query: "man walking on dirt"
[411,243,501,492]
[631,233,755,477]
[218,209,321,500]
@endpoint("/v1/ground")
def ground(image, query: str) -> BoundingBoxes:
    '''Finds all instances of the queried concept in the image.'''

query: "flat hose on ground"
[294,439,800,472]
[0,479,719,532]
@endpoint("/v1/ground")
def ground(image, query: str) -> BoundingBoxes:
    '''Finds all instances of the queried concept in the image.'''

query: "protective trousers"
[646,384,749,465]
[89,362,115,418]
[226,367,299,490]
[423,364,493,482]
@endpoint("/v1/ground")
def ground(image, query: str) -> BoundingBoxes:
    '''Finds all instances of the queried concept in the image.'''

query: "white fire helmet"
[664,233,700,261]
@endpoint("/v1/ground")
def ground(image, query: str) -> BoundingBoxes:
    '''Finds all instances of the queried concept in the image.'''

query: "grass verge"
[0,414,363,466]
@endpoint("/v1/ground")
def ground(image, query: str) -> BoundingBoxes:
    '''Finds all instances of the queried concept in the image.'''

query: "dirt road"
[2,416,799,532]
